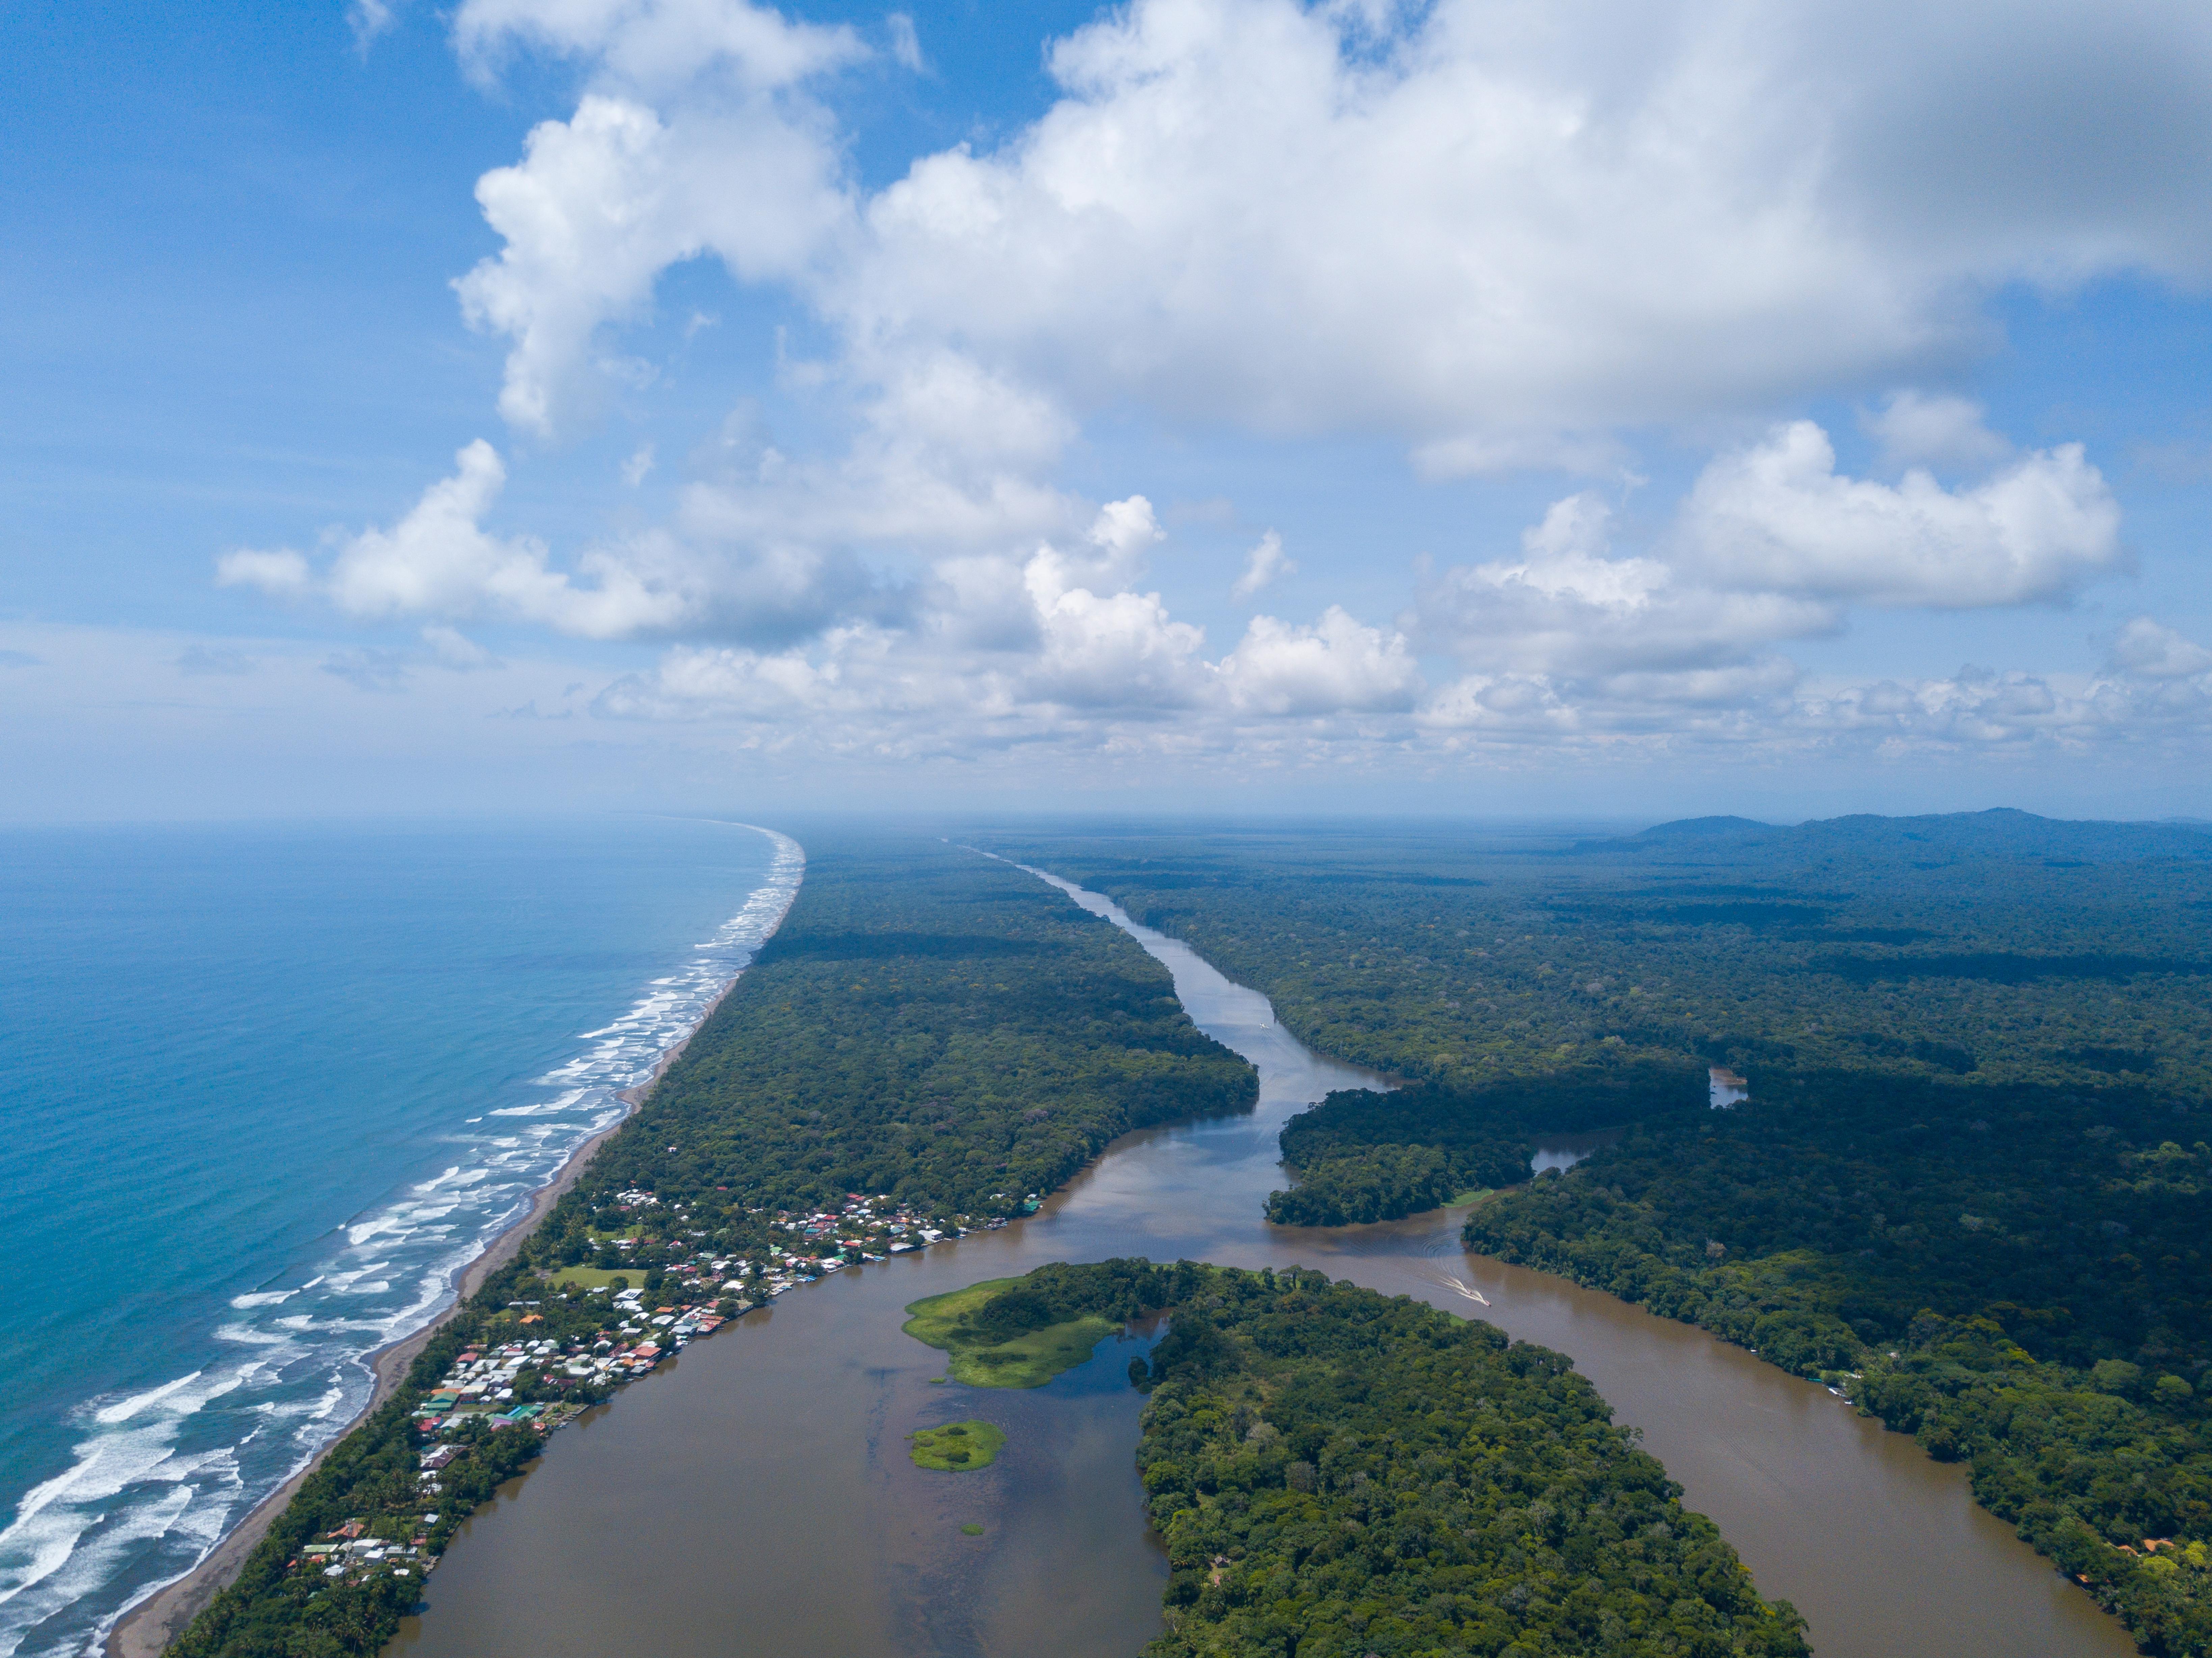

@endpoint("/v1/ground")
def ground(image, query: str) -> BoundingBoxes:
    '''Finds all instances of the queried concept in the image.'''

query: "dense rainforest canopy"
[554,835,1256,1228]
[1268,1066,1702,1226]
[988,811,2212,1105]
[984,811,2212,1653]
[945,1260,1808,1658]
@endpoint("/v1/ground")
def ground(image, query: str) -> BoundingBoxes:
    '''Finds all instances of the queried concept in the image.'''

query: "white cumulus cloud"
[1218,607,1422,716]
[1863,391,2013,472]
[1676,421,2122,608]
[448,0,2212,459]
[2109,616,2212,679]
[1412,490,1832,678]
[215,548,312,598]
[206,5,2212,781]
[456,92,854,435]
[220,441,696,639]
[452,0,866,95]
[1230,530,1296,600]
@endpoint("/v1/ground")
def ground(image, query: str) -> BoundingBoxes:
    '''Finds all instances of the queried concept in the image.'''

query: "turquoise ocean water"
[0,819,801,1656]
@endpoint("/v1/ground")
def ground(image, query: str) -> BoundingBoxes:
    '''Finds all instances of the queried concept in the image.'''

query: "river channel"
[390,870,2133,1658]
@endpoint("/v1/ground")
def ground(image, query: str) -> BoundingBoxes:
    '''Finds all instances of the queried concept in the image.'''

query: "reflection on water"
[392,869,2132,1658]
[1530,1130,1619,1176]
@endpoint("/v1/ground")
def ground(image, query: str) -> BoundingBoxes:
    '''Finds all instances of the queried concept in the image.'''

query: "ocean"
[0,818,800,1657]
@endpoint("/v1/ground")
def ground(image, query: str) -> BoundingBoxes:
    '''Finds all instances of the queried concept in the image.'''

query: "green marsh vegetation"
[903,1277,1123,1387]
[898,1275,1124,1390]
[908,1420,1007,1471]
[168,835,1254,1658]
[985,811,2212,1652]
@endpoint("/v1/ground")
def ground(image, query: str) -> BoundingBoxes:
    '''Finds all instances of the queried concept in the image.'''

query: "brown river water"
[388,870,2134,1658]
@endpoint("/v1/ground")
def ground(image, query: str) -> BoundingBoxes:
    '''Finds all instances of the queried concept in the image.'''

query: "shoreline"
[104,980,739,1658]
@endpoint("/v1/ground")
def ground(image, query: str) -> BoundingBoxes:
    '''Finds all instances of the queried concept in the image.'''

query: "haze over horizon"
[8,0,2212,822]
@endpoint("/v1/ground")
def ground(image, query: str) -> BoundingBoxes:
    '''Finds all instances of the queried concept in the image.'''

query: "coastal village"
[286,1188,1040,1590]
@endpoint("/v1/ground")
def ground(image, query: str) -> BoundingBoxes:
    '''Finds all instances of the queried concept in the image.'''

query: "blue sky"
[6,0,2212,821]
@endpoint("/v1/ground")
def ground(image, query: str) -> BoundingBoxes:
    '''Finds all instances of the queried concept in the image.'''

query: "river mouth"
[389,871,2132,1658]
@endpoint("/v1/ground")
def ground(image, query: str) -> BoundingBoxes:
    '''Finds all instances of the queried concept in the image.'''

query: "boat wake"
[1426,1271,1491,1307]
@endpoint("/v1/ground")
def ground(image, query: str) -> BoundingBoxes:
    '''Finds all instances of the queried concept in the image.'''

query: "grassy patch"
[543,1266,648,1292]
[909,1420,1006,1472]
[960,1523,984,1535]
[901,1278,1017,1339]
[902,1280,1118,1388]
[1447,1188,1494,1206]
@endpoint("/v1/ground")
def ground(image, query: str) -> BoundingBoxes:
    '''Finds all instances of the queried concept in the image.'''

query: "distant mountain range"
[1604,807,2212,865]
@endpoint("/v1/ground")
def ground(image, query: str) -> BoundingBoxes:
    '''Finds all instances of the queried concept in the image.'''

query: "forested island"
[167,836,1254,1658]
[905,1260,1807,1658]
[989,811,2212,1653]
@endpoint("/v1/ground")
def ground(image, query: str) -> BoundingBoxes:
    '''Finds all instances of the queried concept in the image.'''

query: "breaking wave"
[0,825,802,1657]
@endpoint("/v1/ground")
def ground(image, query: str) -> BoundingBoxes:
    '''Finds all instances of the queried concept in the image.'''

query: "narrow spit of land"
[154,834,1253,1658]
[111,1004,712,1658]
[112,1124,598,1658]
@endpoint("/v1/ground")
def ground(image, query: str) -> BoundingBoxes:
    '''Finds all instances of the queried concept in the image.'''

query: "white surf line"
[77,823,806,1658]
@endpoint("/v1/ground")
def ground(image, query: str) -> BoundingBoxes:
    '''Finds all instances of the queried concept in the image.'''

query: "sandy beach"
[105,1000,726,1658]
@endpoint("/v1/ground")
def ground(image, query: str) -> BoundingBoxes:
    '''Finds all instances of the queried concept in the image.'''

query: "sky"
[6,0,2212,823]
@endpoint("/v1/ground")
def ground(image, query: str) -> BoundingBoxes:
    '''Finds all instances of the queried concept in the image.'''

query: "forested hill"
[1608,807,2212,868]
[978,814,2212,1654]
[167,835,1256,1658]
[939,1261,1809,1658]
